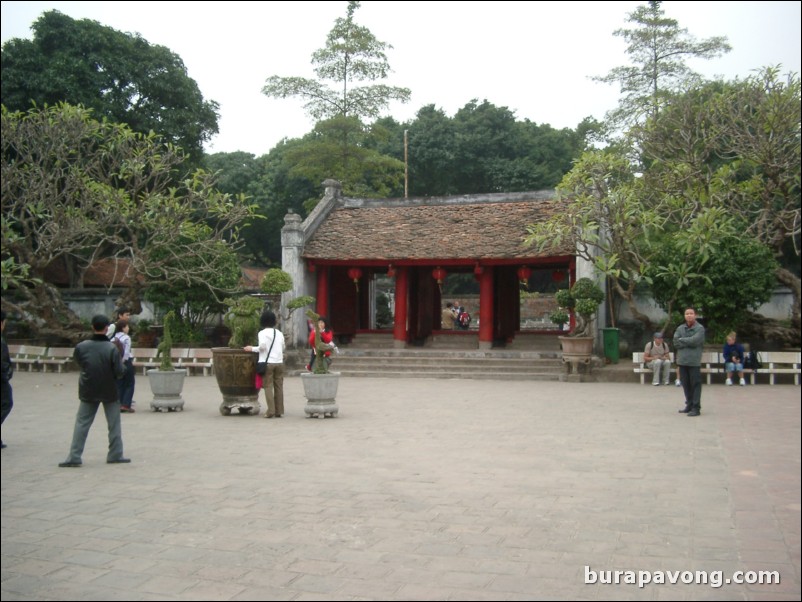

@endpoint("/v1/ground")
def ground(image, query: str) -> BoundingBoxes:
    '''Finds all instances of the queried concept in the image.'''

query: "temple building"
[281,179,580,349]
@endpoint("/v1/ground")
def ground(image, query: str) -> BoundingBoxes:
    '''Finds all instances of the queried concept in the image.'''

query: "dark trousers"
[64,400,124,464]
[679,365,702,411]
[1,380,13,425]
[116,359,135,408]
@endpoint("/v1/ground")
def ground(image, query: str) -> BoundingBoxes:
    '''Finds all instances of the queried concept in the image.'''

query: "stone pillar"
[281,210,305,348]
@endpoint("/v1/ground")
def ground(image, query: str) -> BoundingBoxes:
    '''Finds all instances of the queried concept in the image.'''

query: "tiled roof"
[303,191,569,261]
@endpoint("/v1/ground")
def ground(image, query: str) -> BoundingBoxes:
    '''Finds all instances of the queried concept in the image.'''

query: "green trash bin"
[602,327,620,364]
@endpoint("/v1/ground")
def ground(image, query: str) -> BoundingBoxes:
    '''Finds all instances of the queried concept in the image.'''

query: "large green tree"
[636,68,801,335]
[593,0,730,130]
[1,10,219,164]
[262,0,410,195]
[1,104,253,340]
[263,1,410,122]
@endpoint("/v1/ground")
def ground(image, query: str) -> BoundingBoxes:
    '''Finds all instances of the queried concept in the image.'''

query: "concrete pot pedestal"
[147,369,187,412]
[301,372,340,418]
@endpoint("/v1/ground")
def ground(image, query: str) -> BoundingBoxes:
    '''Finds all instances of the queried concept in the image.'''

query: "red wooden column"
[315,266,329,318]
[479,266,494,349]
[393,266,409,347]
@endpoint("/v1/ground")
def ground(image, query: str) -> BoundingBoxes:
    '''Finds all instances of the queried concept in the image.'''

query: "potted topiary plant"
[301,309,340,418]
[212,295,264,416]
[212,270,314,416]
[146,311,187,412]
[555,277,605,376]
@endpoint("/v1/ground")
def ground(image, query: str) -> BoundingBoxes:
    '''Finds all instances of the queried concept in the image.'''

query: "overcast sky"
[2,1,800,157]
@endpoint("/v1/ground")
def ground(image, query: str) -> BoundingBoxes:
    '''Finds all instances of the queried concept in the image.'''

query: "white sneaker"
[726,378,733,386]
[675,379,681,387]
[664,381,670,386]
[653,382,660,386]
[739,378,746,386]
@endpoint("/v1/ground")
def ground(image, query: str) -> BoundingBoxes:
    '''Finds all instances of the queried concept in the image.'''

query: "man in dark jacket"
[674,307,706,417]
[1,310,14,449]
[59,315,129,467]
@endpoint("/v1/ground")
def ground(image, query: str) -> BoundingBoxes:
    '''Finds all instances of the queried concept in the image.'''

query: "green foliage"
[287,296,316,311]
[204,150,298,266]
[261,269,293,295]
[649,236,778,340]
[1,103,255,337]
[593,0,731,131]
[1,10,220,165]
[263,1,410,123]
[262,1,409,201]
[375,291,393,329]
[156,311,176,371]
[549,308,570,327]
[223,296,264,348]
[554,278,605,337]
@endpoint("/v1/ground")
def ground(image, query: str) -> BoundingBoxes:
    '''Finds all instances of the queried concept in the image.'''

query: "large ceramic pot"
[211,348,260,415]
[147,368,187,412]
[558,336,595,376]
[301,372,340,418]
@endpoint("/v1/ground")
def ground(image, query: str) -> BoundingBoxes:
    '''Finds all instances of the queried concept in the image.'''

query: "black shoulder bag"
[255,329,276,375]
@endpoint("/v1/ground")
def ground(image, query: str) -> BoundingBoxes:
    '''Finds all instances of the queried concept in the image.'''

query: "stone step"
[331,368,564,381]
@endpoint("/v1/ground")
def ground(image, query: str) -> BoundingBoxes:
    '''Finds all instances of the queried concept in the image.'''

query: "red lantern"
[552,270,565,283]
[387,264,396,278]
[517,266,532,284]
[473,264,484,276]
[432,267,447,293]
[348,267,362,291]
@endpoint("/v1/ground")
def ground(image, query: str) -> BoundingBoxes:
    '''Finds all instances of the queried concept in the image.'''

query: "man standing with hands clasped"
[59,314,129,467]
[674,307,706,417]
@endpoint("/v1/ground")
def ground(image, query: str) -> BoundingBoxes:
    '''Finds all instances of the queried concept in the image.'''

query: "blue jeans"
[116,359,135,408]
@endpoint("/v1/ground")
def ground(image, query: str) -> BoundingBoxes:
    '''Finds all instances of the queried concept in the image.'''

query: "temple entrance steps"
[331,344,565,381]
[332,348,563,380]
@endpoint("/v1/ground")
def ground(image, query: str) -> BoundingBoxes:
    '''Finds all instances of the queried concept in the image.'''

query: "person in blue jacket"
[722,331,746,386]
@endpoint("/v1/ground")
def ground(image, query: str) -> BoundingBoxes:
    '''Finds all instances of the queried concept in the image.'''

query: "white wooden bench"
[181,348,214,376]
[633,351,723,385]
[760,351,801,385]
[40,347,75,373]
[632,351,675,384]
[8,344,48,372]
[132,348,160,374]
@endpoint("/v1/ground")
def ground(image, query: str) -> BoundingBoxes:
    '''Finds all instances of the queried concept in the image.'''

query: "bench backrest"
[763,351,801,365]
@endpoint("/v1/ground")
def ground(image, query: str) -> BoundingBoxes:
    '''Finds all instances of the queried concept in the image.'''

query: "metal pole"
[404,129,408,199]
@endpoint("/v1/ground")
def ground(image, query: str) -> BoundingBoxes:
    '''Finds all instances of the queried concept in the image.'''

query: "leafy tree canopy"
[1,10,219,165]
[647,235,778,341]
[594,0,730,131]
[263,0,410,123]
[1,103,254,341]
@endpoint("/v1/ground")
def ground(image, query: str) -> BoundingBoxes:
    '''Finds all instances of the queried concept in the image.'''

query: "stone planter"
[559,336,595,378]
[211,347,260,415]
[147,368,187,412]
[301,372,340,418]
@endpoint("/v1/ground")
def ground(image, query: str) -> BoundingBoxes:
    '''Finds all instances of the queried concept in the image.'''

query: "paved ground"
[1,371,800,601]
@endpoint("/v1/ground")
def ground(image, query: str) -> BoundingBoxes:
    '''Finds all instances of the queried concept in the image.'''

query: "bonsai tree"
[155,311,176,371]
[550,308,570,330]
[261,268,315,323]
[305,308,337,374]
[554,277,605,337]
[223,296,264,348]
